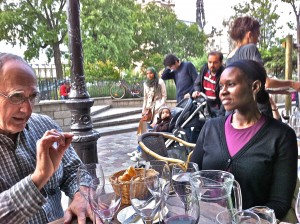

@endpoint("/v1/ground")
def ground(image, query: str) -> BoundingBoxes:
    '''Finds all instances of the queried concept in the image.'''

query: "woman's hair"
[229,16,260,42]
[145,67,159,89]
[226,60,269,104]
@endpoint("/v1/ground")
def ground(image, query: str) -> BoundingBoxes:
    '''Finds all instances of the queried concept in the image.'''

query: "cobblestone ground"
[62,131,138,210]
[97,131,138,176]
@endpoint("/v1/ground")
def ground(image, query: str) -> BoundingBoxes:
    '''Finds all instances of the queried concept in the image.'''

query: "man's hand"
[184,93,191,99]
[64,192,95,224]
[192,91,201,98]
[31,130,73,190]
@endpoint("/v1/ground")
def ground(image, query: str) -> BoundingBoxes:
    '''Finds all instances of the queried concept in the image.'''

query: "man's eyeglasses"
[0,91,39,105]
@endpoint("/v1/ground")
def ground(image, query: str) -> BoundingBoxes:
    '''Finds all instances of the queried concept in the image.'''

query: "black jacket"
[194,63,225,108]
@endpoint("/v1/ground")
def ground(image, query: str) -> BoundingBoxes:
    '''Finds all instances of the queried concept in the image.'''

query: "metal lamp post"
[66,0,100,163]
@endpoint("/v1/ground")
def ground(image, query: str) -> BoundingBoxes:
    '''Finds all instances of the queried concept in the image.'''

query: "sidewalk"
[96,131,138,176]
[62,131,138,210]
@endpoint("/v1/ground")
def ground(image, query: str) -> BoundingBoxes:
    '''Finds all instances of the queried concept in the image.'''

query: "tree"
[81,0,137,69]
[131,3,206,69]
[0,0,67,79]
[281,0,300,80]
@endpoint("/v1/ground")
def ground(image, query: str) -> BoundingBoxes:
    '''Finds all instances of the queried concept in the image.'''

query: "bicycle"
[110,78,144,99]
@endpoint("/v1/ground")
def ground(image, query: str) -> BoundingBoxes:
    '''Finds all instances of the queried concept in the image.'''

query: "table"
[48,204,128,224]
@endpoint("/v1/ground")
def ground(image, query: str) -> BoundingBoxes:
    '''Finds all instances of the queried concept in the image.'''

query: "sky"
[175,0,296,33]
[0,0,297,62]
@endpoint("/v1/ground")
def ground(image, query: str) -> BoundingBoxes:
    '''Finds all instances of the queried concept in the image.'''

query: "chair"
[137,132,196,167]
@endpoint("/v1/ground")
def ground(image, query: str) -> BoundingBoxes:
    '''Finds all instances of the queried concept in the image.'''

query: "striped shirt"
[203,71,217,100]
[0,113,82,223]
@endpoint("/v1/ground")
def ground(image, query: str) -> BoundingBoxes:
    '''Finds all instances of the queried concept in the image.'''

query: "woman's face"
[146,70,155,80]
[219,67,255,112]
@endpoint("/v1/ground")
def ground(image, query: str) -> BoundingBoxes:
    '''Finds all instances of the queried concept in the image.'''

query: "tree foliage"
[81,0,137,69]
[0,0,67,79]
[81,1,207,79]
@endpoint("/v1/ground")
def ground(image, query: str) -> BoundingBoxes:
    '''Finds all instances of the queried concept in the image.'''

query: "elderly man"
[0,53,92,223]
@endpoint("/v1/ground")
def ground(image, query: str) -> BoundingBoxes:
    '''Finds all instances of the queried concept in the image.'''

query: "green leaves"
[0,0,67,79]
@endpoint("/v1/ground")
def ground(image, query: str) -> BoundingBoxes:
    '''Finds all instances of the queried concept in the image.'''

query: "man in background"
[162,53,198,103]
[193,51,225,117]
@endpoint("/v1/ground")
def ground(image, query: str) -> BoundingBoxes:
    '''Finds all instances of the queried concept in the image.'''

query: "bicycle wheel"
[132,83,143,98]
[110,82,126,99]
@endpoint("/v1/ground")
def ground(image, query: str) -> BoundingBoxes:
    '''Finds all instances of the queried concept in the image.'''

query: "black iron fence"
[37,78,176,101]
[34,64,176,100]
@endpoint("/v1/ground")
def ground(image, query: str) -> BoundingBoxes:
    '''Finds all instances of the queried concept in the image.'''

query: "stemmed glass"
[171,162,198,215]
[247,206,276,224]
[89,176,122,224]
[130,175,162,224]
[171,162,199,187]
[161,182,199,223]
[77,163,104,224]
[77,163,105,201]
[145,160,170,192]
[295,188,300,222]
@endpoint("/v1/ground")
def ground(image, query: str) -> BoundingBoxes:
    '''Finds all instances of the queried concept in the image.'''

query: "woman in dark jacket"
[191,60,298,222]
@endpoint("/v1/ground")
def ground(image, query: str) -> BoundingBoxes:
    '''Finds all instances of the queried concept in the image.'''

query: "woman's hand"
[291,81,300,91]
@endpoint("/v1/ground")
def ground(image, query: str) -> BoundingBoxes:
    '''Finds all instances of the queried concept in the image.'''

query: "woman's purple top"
[225,113,266,157]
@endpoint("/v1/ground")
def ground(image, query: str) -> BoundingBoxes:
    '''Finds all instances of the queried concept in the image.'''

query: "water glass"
[145,160,170,191]
[216,209,261,224]
[161,182,199,224]
[171,162,199,186]
[247,206,276,224]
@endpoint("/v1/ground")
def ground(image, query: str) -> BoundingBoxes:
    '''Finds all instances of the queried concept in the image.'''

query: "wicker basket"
[110,168,157,205]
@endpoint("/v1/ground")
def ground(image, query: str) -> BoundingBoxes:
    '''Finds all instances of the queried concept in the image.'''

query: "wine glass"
[295,188,300,222]
[89,176,122,224]
[77,163,104,201]
[145,160,171,192]
[216,209,261,224]
[161,182,199,224]
[247,206,276,224]
[130,176,162,224]
[171,162,199,187]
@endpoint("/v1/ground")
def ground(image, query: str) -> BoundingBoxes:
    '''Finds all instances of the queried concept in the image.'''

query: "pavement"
[61,131,139,210]
[96,131,139,176]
